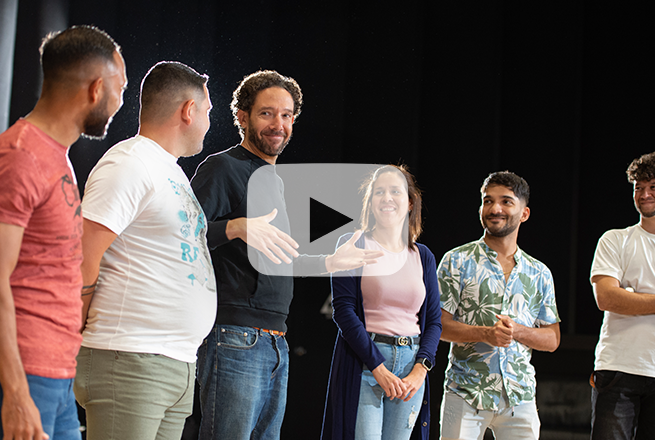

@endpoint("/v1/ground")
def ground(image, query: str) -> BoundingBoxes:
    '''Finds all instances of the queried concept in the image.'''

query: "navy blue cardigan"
[321,234,442,440]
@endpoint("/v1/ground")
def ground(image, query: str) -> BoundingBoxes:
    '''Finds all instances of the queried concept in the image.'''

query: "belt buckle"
[397,336,410,346]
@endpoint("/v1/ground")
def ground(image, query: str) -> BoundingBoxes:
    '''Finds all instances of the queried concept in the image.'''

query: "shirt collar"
[476,236,523,263]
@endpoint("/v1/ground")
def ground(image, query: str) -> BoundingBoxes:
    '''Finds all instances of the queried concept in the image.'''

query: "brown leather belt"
[254,327,286,337]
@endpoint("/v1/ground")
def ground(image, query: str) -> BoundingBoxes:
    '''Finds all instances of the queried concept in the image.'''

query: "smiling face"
[634,178,655,218]
[370,171,411,231]
[480,184,530,238]
[238,86,295,163]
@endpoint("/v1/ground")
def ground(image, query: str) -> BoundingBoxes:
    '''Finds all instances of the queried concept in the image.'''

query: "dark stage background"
[2,1,652,438]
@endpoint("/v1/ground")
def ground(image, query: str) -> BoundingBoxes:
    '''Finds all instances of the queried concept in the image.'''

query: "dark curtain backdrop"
[5,1,652,437]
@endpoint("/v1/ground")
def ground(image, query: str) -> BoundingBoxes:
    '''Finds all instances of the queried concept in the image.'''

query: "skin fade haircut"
[359,164,423,250]
[139,61,209,123]
[627,152,655,183]
[230,70,303,137]
[480,171,530,206]
[40,25,120,84]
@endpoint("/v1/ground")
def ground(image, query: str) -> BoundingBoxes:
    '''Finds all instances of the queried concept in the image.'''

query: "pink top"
[0,120,83,379]
[361,235,425,337]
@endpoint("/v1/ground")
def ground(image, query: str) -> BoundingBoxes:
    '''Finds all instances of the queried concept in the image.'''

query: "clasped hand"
[487,314,516,347]
[371,363,427,402]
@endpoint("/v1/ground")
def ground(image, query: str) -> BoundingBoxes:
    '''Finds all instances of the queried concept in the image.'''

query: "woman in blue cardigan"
[321,165,442,440]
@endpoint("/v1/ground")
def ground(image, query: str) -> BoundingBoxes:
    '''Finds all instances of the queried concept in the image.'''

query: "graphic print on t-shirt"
[59,173,83,238]
[168,178,216,291]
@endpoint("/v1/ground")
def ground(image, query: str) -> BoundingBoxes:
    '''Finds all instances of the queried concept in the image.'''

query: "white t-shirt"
[590,224,655,377]
[81,135,216,363]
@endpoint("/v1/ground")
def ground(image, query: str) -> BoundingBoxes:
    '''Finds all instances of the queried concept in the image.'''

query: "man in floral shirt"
[437,171,560,440]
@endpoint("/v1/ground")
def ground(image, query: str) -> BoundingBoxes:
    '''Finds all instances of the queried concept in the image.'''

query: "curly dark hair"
[359,164,423,251]
[480,171,530,205]
[40,25,120,83]
[626,152,655,183]
[230,70,302,137]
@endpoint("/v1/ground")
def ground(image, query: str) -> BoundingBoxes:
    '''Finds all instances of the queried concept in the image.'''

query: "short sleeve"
[590,230,624,282]
[536,265,560,326]
[438,250,461,314]
[82,153,153,235]
[0,148,45,227]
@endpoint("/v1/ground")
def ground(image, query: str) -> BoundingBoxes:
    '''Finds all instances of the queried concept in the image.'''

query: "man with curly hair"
[437,171,560,440]
[590,152,655,439]
[191,70,381,440]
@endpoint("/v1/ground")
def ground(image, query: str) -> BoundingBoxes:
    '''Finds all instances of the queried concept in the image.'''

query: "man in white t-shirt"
[73,61,215,440]
[590,151,655,440]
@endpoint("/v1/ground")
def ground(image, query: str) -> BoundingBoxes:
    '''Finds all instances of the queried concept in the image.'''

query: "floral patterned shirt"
[438,238,559,410]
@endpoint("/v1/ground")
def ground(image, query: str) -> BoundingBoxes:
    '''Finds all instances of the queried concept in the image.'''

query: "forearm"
[0,283,29,396]
[80,280,96,332]
[440,317,492,344]
[207,219,231,248]
[595,285,655,315]
[512,323,560,352]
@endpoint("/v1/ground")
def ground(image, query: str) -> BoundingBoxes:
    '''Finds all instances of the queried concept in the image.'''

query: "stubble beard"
[637,202,655,218]
[246,122,292,158]
[482,214,521,238]
[81,96,112,140]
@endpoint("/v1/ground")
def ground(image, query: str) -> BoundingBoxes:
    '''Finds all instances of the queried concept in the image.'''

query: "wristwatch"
[416,357,433,372]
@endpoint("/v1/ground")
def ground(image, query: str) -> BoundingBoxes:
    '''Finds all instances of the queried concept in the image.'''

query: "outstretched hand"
[229,209,300,264]
[325,230,384,273]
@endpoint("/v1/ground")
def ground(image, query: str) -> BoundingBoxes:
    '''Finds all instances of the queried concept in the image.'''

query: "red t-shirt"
[0,119,83,379]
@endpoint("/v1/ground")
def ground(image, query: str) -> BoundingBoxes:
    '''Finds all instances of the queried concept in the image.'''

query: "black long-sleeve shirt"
[191,145,325,332]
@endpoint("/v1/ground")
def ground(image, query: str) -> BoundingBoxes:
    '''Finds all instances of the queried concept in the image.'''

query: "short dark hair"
[140,61,209,123]
[359,164,423,250]
[626,152,655,183]
[40,25,120,83]
[481,171,530,205]
[230,70,302,137]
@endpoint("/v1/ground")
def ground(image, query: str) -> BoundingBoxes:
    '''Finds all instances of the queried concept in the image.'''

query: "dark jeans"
[591,370,655,440]
[196,324,289,440]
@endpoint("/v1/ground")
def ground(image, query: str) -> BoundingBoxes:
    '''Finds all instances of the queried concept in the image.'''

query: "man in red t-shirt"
[0,26,127,440]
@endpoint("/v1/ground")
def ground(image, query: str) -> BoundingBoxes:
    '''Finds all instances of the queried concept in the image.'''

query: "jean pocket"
[594,370,623,392]
[218,326,258,349]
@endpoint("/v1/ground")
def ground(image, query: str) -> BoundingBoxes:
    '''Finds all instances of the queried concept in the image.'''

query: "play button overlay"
[246,163,383,277]
[310,197,353,243]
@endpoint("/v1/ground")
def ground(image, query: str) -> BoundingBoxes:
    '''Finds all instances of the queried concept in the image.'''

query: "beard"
[481,213,521,237]
[81,95,112,140]
[636,201,655,218]
[246,120,292,157]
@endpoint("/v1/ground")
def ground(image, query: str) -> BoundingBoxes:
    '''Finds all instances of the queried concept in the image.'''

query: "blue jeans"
[196,324,289,440]
[0,375,81,440]
[355,340,424,440]
[591,370,655,440]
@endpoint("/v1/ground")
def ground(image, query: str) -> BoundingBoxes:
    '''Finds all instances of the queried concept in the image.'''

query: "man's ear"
[180,99,195,126]
[520,206,531,223]
[236,109,248,128]
[88,77,103,104]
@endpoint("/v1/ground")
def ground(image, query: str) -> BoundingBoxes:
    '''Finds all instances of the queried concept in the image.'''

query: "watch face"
[419,358,433,371]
